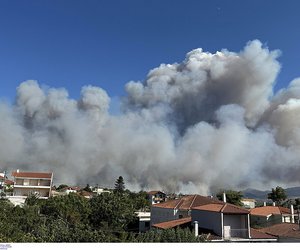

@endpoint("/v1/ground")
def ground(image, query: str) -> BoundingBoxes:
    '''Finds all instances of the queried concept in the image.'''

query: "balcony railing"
[224,228,249,239]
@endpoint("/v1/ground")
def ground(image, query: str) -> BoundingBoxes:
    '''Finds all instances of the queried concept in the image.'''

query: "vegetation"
[216,190,243,206]
[114,176,125,193]
[267,186,287,205]
[0,190,154,242]
[0,176,205,243]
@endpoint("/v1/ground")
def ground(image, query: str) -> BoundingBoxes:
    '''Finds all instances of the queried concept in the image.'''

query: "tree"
[216,190,243,206]
[89,192,136,231]
[82,184,92,192]
[114,176,125,193]
[267,186,287,205]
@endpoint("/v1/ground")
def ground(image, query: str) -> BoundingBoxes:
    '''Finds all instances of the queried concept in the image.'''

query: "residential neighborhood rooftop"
[250,205,292,216]
[12,171,53,179]
[152,194,223,210]
[152,217,192,229]
[192,203,250,214]
[258,223,300,239]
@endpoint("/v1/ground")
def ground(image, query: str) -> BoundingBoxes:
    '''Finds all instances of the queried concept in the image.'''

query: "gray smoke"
[1,40,300,194]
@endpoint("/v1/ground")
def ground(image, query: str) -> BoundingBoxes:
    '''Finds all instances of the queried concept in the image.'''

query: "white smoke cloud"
[1,40,300,194]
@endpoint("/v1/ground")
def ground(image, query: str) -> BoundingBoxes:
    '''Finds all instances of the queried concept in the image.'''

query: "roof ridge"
[189,194,198,209]
[175,199,184,209]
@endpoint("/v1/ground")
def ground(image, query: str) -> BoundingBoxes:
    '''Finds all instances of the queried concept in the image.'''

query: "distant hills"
[242,186,300,200]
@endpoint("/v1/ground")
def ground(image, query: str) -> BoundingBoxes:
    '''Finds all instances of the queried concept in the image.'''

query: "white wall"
[191,210,222,236]
[14,187,50,197]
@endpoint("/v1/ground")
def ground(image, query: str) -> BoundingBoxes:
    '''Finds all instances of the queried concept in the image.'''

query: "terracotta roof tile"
[147,191,165,195]
[258,223,300,239]
[152,217,192,229]
[250,206,291,216]
[152,195,223,210]
[4,179,14,185]
[12,171,53,179]
[193,203,249,214]
[250,228,277,239]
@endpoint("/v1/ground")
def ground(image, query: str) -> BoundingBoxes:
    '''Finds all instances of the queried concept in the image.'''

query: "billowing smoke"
[1,40,300,194]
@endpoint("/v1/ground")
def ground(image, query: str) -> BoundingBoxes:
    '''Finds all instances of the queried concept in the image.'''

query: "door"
[224,225,231,239]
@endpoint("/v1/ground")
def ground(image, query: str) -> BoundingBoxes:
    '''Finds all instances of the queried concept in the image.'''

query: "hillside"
[242,186,300,200]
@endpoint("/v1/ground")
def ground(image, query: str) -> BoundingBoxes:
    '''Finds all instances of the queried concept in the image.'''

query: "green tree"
[89,192,135,231]
[267,186,287,205]
[216,190,243,206]
[40,193,91,226]
[114,176,125,193]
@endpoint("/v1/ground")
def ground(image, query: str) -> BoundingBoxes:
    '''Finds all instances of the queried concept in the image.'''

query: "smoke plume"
[1,40,300,194]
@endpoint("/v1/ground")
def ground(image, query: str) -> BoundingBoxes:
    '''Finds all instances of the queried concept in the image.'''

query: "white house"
[150,194,223,225]
[250,205,296,227]
[241,198,256,209]
[191,203,251,240]
[11,170,53,198]
[151,193,277,242]
[147,191,166,205]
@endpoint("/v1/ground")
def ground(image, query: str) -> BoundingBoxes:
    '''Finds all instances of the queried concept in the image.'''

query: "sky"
[2,1,300,192]
[0,0,300,104]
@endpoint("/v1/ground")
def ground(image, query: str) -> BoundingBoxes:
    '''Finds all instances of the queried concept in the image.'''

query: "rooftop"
[250,206,292,216]
[152,194,223,210]
[192,203,250,214]
[258,223,300,239]
[152,217,192,229]
[12,171,53,179]
[147,190,165,195]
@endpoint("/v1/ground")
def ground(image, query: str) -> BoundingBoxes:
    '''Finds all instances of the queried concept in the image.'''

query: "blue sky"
[0,0,300,103]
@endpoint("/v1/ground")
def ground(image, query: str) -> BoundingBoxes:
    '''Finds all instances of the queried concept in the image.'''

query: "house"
[152,196,276,242]
[258,223,300,242]
[93,187,111,195]
[150,194,223,225]
[0,172,14,187]
[136,211,151,232]
[191,202,251,240]
[61,186,81,195]
[250,205,297,227]
[241,198,256,209]
[147,191,166,205]
[11,170,53,198]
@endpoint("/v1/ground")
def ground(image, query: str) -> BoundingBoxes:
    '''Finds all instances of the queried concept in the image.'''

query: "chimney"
[291,204,295,224]
[16,169,19,173]
[263,202,266,206]
[222,192,226,203]
[194,221,199,237]
[272,202,276,207]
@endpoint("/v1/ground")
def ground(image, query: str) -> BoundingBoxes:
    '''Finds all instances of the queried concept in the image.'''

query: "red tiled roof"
[250,228,277,239]
[152,217,192,229]
[250,206,291,217]
[193,203,249,214]
[152,195,223,210]
[12,171,53,179]
[258,223,300,239]
[147,190,165,195]
[4,179,14,185]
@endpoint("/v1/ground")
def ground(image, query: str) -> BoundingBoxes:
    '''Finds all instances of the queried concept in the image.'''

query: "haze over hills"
[242,186,300,200]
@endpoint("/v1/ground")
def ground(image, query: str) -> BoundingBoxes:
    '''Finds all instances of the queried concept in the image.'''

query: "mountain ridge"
[242,186,300,200]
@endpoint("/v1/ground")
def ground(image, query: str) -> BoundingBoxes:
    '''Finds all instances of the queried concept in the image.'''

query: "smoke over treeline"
[1,40,300,194]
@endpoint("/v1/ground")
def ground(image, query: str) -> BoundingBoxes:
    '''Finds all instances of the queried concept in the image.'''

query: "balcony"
[224,228,249,240]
